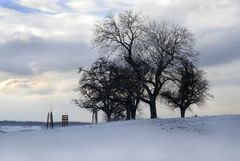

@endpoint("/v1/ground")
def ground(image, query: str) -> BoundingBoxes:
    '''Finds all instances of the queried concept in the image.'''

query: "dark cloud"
[0,37,98,75]
[198,26,240,66]
[213,79,240,87]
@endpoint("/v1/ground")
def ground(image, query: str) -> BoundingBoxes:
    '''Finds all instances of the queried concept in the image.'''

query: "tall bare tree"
[93,10,197,118]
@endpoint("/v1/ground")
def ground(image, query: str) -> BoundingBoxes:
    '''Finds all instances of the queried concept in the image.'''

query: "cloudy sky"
[0,0,239,122]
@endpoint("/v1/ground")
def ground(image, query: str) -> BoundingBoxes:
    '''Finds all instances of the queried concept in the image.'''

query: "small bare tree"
[74,57,142,121]
[161,59,212,118]
[74,58,120,121]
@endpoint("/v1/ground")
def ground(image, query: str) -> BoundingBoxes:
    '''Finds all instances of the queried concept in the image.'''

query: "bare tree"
[161,59,212,118]
[74,57,142,121]
[112,63,143,119]
[93,10,197,118]
[74,58,121,121]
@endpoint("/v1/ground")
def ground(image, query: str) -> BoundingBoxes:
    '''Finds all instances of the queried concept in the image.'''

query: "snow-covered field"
[0,115,240,161]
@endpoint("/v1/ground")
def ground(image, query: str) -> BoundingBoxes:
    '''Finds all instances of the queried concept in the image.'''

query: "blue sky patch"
[0,0,51,14]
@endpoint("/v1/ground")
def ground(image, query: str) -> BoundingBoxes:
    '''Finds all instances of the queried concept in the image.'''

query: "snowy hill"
[0,121,89,133]
[0,115,240,161]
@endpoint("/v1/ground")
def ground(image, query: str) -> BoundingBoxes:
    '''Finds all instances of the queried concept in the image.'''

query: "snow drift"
[0,115,240,161]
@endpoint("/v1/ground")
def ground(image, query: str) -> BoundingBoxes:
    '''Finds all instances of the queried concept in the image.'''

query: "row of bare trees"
[74,10,212,121]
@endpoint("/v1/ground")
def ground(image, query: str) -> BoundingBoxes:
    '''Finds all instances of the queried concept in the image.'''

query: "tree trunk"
[127,109,131,120]
[180,108,186,118]
[95,110,98,124]
[107,112,111,122]
[126,107,131,120]
[150,98,157,119]
[131,108,136,119]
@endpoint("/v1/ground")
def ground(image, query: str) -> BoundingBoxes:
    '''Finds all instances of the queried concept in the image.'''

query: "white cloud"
[18,0,63,13]
[0,7,98,43]
[103,0,136,8]
[66,0,99,13]
[0,71,78,97]
[0,78,52,95]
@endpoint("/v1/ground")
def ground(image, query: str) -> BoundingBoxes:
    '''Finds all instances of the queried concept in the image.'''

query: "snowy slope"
[0,115,240,161]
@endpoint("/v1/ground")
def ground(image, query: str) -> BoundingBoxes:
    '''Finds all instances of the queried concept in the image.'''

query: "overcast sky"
[0,0,239,122]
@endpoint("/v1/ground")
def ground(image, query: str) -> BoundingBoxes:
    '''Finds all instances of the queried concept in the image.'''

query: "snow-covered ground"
[0,115,240,161]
